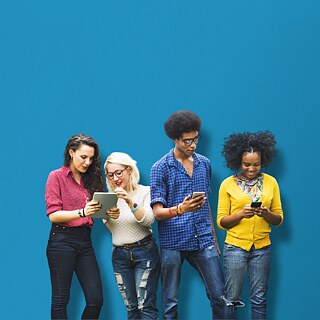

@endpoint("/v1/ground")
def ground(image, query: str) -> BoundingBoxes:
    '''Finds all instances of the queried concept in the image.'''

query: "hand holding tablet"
[90,192,118,219]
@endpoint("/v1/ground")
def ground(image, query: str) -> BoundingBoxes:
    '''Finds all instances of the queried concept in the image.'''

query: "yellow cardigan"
[217,173,283,251]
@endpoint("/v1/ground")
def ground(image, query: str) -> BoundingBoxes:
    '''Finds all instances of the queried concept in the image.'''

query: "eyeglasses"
[105,167,128,180]
[179,135,200,146]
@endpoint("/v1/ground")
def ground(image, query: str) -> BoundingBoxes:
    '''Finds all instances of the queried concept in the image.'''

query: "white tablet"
[91,192,118,219]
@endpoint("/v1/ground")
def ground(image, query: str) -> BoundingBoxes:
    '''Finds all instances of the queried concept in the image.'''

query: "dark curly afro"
[164,110,201,139]
[222,131,277,170]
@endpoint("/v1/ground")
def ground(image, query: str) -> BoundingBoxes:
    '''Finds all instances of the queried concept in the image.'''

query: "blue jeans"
[46,224,103,319]
[161,245,232,319]
[223,243,271,320]
[112,237,161,319]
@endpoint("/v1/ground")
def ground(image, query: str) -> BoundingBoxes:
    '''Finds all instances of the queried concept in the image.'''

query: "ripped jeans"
[223,243,271,320]
[112,238,161,319]
[161,245,233,319]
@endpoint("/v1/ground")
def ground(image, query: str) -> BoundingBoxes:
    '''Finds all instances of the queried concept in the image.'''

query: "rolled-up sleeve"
[150,163,167,208]
[45,171,63,215]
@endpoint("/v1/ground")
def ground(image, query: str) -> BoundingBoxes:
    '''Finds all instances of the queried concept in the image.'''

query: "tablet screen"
[91,192,118,219]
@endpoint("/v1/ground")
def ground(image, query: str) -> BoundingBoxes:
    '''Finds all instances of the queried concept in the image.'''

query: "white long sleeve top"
[104,185,155,246]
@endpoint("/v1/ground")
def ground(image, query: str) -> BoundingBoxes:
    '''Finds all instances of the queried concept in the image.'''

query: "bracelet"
[82,208,86,217]
[177,204,183,216]
[168,207,176,218]
[131,203,139,213]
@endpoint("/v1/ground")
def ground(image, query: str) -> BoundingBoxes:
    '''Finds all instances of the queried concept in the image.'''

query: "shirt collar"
[62,166,85,187]
[167,148,201,167]
[62,165,73,177]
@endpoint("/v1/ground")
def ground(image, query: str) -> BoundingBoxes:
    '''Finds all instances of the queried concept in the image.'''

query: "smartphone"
[192,192,205,198]
[251,201,262,208]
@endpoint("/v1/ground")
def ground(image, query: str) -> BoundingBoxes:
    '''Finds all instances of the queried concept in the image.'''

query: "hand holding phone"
[251,201,262,208]
[184,192,206,212]
[192,192,205,199]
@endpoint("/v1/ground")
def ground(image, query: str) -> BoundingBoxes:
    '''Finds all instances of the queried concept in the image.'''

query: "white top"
[103,185,155,246]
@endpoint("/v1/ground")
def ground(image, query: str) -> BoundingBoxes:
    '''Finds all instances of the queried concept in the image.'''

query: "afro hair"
[222,131,277,170]
[164,110,201,139]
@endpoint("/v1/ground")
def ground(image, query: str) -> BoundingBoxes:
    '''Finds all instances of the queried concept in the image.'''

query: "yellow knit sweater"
[217,173,283,251]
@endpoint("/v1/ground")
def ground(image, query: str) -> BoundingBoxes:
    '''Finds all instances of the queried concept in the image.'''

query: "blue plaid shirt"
[150,149,215,251]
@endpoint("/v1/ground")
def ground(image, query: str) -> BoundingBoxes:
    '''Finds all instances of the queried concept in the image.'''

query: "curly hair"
[222,131,277,170]
[164,110,201,139]
[64,134,104,195]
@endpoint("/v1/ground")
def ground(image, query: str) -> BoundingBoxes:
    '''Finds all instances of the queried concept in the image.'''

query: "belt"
[52,223,91,230]
[118,235,152,249]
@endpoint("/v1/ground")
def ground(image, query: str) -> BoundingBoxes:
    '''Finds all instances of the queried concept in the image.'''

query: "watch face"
[133,203,138,208]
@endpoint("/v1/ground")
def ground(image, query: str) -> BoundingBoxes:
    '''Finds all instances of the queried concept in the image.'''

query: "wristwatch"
[131,203,139,213]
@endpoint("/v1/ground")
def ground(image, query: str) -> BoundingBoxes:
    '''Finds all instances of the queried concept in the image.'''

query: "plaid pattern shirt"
[150,149,215,251]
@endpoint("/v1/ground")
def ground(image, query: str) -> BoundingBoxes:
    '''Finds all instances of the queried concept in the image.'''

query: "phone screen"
[192,192,205,198]
[251,201,262,208]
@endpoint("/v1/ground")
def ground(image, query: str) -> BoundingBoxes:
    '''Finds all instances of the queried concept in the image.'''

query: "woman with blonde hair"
[103,152,160,320]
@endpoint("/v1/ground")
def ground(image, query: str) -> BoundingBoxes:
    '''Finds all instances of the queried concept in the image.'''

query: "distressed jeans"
[46,224,103,319]
[223,243,271,320]
[160,245,233,320]
[112,238,161,319]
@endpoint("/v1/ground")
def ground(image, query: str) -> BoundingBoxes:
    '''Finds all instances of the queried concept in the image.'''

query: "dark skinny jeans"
[46,224,103,319]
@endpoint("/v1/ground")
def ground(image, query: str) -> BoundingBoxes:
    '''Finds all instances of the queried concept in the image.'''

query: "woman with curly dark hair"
[45,134,104,319]
[217,131,284,320]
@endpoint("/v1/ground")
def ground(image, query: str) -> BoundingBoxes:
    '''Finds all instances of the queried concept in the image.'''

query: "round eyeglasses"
[105,167,128,180]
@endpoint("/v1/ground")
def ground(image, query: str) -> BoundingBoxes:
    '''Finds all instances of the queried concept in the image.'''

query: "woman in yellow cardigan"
[217,131,283,320]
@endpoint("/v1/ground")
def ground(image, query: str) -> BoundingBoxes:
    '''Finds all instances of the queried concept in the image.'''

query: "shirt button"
[195,235,198,238]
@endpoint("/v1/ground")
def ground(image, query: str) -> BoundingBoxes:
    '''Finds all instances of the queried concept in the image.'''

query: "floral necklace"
[234,173,263,202]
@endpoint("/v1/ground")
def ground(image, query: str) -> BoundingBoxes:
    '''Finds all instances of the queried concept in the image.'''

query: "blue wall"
[1,1,319,319]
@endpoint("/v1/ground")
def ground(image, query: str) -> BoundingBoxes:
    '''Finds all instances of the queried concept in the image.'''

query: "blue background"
[1,0,319,319]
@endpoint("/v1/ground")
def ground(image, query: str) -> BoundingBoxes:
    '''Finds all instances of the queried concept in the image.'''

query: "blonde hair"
[104,152,140,194]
